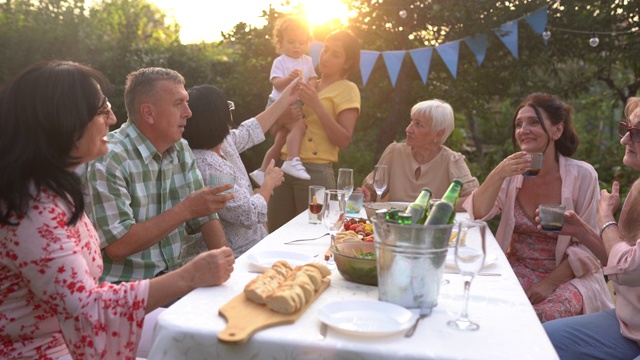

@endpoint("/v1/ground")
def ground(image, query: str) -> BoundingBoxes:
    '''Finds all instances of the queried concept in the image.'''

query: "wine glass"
[322,189,346,264]
[447,220,487,331]
[372,165,388,202]
[337,168,354,204]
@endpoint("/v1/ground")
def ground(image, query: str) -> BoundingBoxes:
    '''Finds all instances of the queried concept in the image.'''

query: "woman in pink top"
[463,93,613,323]
[543,97,640,360]
[0,61,235,359]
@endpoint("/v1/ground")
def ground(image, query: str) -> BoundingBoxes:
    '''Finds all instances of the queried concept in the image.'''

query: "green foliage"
[1,0,639,202]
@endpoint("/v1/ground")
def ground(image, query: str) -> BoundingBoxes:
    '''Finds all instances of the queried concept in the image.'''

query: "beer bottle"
[385,209,401,223]
[397,212,413,225]
[425,179,463,225]
[424,201,454,225]
[442,179,464,208]
[405,188,432,224]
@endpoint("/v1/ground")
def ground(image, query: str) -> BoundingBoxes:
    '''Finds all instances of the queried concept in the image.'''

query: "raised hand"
[598,181,620,222]
[184,186,234,218]
[494,151,532,178]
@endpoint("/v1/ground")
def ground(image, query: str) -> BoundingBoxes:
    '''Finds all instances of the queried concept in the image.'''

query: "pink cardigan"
[463,155,614,314]
[604,240,640,343]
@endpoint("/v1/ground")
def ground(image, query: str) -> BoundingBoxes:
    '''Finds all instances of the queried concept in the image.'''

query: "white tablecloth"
[148,211,559,360]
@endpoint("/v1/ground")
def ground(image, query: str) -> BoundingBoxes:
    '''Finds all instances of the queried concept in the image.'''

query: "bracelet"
[599,221,618,239]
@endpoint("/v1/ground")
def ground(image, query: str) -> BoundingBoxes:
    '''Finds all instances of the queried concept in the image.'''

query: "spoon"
[284,233,330,244]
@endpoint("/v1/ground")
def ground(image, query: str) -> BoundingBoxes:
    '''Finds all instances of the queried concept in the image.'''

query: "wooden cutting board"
[218,278,331,343]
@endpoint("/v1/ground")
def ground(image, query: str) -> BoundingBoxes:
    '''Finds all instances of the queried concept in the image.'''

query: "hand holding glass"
[447,220,487,331]
[372,165,389,202]
[209,174,235,194]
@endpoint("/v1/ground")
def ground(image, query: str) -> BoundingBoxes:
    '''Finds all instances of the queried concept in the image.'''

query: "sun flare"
[296,0,350,30]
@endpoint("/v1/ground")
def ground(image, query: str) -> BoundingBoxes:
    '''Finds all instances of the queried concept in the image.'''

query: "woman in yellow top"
[267,30,361,231]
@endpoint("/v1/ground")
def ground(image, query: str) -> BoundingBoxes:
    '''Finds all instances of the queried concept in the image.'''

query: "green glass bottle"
[424,201,454,225]
[385,209,401,223]
[405,188,432,224]
[397,212,413,225]
[442,179,464,208]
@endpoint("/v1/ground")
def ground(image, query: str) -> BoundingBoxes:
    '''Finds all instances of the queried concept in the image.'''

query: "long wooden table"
[147,211,558,359]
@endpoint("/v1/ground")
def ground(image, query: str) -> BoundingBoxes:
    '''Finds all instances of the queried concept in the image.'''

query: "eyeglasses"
[617,121,640,143]
[96,99,112,119]
[228,101,235,111]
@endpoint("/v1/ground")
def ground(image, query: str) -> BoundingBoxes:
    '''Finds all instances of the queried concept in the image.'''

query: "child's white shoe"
[249,169,265,186]
[281,157,310,180]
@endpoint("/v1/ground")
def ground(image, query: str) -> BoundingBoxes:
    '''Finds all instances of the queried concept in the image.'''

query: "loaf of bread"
[244,261,331,314]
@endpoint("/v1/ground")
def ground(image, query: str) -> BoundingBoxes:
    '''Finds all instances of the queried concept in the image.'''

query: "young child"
[249,17,318,185]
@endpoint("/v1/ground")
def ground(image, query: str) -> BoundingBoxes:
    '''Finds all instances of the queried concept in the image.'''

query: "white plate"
[317,300,415,337]
[445,248,497,270]
[247,250,315,272]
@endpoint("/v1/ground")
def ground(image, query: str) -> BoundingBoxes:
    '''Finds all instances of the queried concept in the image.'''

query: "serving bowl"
[363,202,410,219]
[332,241,378,286]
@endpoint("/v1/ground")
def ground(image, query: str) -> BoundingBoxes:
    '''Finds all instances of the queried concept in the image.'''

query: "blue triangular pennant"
[435,40,460,79]
[382,51,406,87]
[525,6,548,35]
[463,34,488,66]
[360,50,380,86]
[309,41,323,68]
[408,47,433,85]
[495,21,518,59]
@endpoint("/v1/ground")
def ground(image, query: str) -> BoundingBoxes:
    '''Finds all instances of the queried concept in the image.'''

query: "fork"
[405,313,429,338]
[284,233,330,244]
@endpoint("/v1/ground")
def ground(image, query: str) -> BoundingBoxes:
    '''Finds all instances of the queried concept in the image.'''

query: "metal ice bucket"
[373,218,453,315]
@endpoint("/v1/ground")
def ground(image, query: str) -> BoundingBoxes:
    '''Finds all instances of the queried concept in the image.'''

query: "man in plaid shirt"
[81,67,233,283]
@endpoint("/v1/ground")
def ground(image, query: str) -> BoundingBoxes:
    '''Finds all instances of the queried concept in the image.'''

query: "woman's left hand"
[598,181,620,225]
[525,279,556,304]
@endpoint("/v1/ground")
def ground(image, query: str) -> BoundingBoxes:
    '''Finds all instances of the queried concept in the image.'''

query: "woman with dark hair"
[268,30,362,231]
[463,93,613,322]
[0,60,235,359]
[181,82,298,258]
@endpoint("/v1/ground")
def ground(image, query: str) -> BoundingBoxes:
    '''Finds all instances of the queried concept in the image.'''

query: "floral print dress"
[508,200,583,323]
[0,188,149,359]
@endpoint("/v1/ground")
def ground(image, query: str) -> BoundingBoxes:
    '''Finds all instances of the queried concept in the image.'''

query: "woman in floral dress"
[0,60,235,359]
[181,83,298,258]
[463,93,613,322]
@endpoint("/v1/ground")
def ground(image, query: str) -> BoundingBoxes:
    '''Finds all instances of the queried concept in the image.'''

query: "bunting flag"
[309,41,323,68]
[360,50,380,86]
[435,40,460,78]
[408,47,433,84]
[525,6,548,34]
[382,51,406,87]
[463,34,488,66]
[307,4,547,87]
[495,21,519,59]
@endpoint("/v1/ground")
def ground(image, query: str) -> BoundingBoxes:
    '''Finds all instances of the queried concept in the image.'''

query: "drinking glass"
[447,220,487,331]
[337,168,354,201]
[372,165,389,202]
[322,190,346,263]
[308,185,325,224]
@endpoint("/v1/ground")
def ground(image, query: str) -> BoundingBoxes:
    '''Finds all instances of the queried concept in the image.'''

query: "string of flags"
[309,5,548,87]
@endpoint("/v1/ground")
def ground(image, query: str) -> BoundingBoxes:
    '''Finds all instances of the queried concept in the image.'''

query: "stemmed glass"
[322,189,346,264]
[447,220,487,331]
[372,165,388,202]
[337,168,354,205]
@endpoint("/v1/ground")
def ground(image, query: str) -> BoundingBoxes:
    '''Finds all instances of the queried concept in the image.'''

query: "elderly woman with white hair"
[359,99,478,209]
